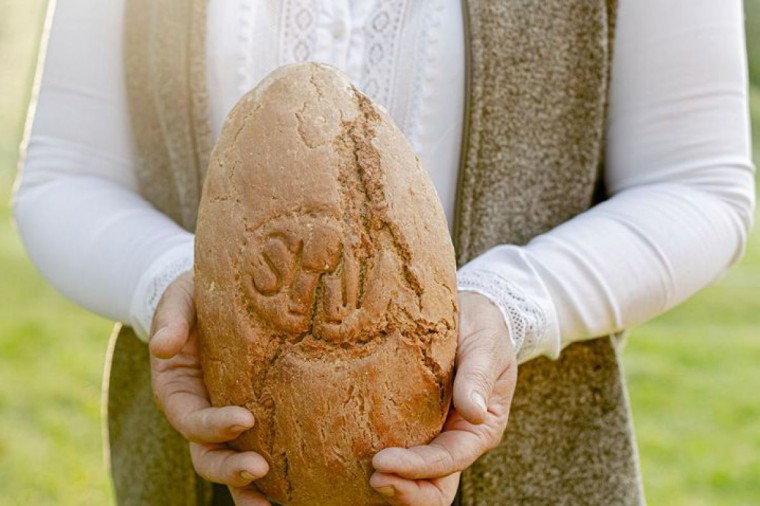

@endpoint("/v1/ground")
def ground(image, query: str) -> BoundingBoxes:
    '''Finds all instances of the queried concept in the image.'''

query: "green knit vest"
[105,0,645,504]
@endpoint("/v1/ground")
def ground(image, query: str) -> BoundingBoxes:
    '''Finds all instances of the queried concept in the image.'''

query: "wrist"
[457,268,548,362]
[129,241,195,341]
[458,291,516,355]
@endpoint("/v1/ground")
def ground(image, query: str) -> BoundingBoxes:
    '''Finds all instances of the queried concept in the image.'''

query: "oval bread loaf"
[195,62,458,506]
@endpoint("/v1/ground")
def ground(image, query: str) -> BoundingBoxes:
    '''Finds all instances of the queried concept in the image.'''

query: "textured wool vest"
[106,0,645,504]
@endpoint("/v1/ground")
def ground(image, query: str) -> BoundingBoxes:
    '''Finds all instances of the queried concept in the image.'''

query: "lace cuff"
[457,269,548,360]
[129,242,195,342]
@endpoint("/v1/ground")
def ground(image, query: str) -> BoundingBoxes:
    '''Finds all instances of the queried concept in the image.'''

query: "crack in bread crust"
[197,63,457,506]
[235,89,435,352]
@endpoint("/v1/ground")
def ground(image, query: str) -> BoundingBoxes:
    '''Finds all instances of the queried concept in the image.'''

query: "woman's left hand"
[370,291,518,505]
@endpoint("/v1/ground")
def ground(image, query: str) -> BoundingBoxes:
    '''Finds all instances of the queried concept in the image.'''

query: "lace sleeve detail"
[129,243,195,342]
[457,269,548,359]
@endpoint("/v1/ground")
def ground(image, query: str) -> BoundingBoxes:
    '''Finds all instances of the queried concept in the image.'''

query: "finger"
[163,395,254,443]
[372,426,488,480]
[370,471,460,506]
[453,328,503,424]
[150,272,195,359]
[190,443,269,488]
[229,485,272,506]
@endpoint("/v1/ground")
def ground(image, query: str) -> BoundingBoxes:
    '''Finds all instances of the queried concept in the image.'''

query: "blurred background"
[1,1,759,504]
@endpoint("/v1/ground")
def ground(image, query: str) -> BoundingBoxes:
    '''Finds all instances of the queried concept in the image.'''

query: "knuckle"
[216,459,235,485]
[198,409,212,432]
[190,448,213,482]
[190,409,216,443]
[174,412,199,442]
[465,367,492,392]
[152,298,174,328]
[163,402,194,441]
[177,424,195,443]
[430,448,457,474]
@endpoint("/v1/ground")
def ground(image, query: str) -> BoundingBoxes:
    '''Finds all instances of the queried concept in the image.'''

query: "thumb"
[452,330,500,425]
[149,271,195,359]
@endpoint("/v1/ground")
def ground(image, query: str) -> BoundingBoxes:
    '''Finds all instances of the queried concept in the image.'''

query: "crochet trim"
[457,269,548,358]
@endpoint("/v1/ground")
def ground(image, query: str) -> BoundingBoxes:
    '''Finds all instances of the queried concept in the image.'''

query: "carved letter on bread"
[195,63,458,506]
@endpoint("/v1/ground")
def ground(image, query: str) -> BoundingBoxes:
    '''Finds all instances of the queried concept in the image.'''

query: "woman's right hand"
[149,271,271,505]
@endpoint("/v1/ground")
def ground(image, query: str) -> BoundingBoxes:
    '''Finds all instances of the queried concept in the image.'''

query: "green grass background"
[1,1,759,504]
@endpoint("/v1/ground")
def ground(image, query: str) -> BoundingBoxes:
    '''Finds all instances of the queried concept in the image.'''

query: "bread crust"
[195,62,458,506]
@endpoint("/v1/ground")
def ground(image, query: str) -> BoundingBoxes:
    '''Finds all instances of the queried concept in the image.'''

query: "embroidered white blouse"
[13,0,755,362]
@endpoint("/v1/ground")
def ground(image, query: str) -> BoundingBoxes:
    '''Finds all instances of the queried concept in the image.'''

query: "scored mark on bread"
[196,64,458,505]
[237,86,440,353]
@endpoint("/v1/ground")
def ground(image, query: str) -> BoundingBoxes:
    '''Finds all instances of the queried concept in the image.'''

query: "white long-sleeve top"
[12,0,755,363]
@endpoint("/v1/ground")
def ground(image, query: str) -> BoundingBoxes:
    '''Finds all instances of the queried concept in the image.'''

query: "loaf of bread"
[195,62,458,506]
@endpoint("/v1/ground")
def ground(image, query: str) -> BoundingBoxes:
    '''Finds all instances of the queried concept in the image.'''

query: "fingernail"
[375,486,395,497]
[151,327,167,342]
[472,392,487,414]
[230,424,251,434]
[240,470,255,482]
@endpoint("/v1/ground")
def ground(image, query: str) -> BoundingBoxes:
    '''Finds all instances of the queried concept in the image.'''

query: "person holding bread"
[13,0,755,505]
